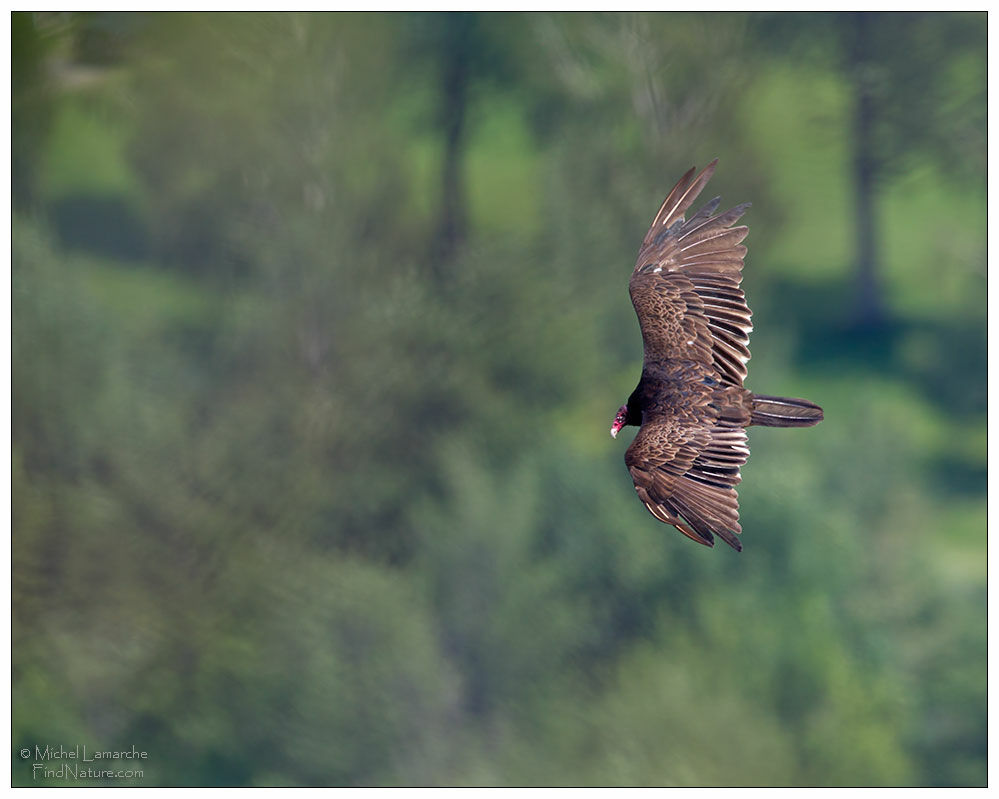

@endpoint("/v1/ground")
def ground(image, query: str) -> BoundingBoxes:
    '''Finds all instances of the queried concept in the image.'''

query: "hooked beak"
[611,406,627,439]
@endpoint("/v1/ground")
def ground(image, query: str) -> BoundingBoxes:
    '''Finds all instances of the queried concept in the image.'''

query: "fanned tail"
[750,394,823,428]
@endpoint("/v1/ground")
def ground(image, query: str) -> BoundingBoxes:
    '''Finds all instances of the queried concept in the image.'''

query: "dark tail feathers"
[751,394,823,428]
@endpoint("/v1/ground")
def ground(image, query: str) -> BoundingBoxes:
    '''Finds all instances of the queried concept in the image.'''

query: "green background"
[12,11,986,787]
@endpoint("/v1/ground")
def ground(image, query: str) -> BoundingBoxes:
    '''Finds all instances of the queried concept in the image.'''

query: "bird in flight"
[611,160,822,551]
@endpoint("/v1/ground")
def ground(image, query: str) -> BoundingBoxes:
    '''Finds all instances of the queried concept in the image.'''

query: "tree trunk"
[847,12,887,329]
[433,13,471,266]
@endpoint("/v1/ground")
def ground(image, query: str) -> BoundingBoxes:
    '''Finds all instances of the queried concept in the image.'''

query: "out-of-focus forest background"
[12,11,986,787]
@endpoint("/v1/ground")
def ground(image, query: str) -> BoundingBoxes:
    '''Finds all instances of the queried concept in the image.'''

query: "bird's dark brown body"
[612,160,823,551]
[626,361,752,430]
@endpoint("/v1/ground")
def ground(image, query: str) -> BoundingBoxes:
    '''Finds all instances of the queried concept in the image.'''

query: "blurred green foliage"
[12,11,985,787]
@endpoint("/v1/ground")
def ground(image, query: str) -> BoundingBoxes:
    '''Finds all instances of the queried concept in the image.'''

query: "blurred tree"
[845,12,883,328]
[400,12,521,267]
[751,11,986,328]
[429,12,475,263]
[12,12,67,207]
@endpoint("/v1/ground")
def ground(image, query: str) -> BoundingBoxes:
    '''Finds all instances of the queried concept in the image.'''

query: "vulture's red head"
[610,405,628,439]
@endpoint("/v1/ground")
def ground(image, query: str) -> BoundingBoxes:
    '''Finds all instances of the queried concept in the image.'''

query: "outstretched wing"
[625,416,749,551]
[629,160,753,386]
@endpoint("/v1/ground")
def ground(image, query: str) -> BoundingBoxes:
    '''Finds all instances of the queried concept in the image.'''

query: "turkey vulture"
[610,160,823,551]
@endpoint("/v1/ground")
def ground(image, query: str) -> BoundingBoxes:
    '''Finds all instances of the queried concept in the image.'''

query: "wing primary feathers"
[661,159,718,227]
[647,165,697,238]
[681,196,722,231]
[668,493,735,551]
[679,201,752,242]
[649,159,719,235]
